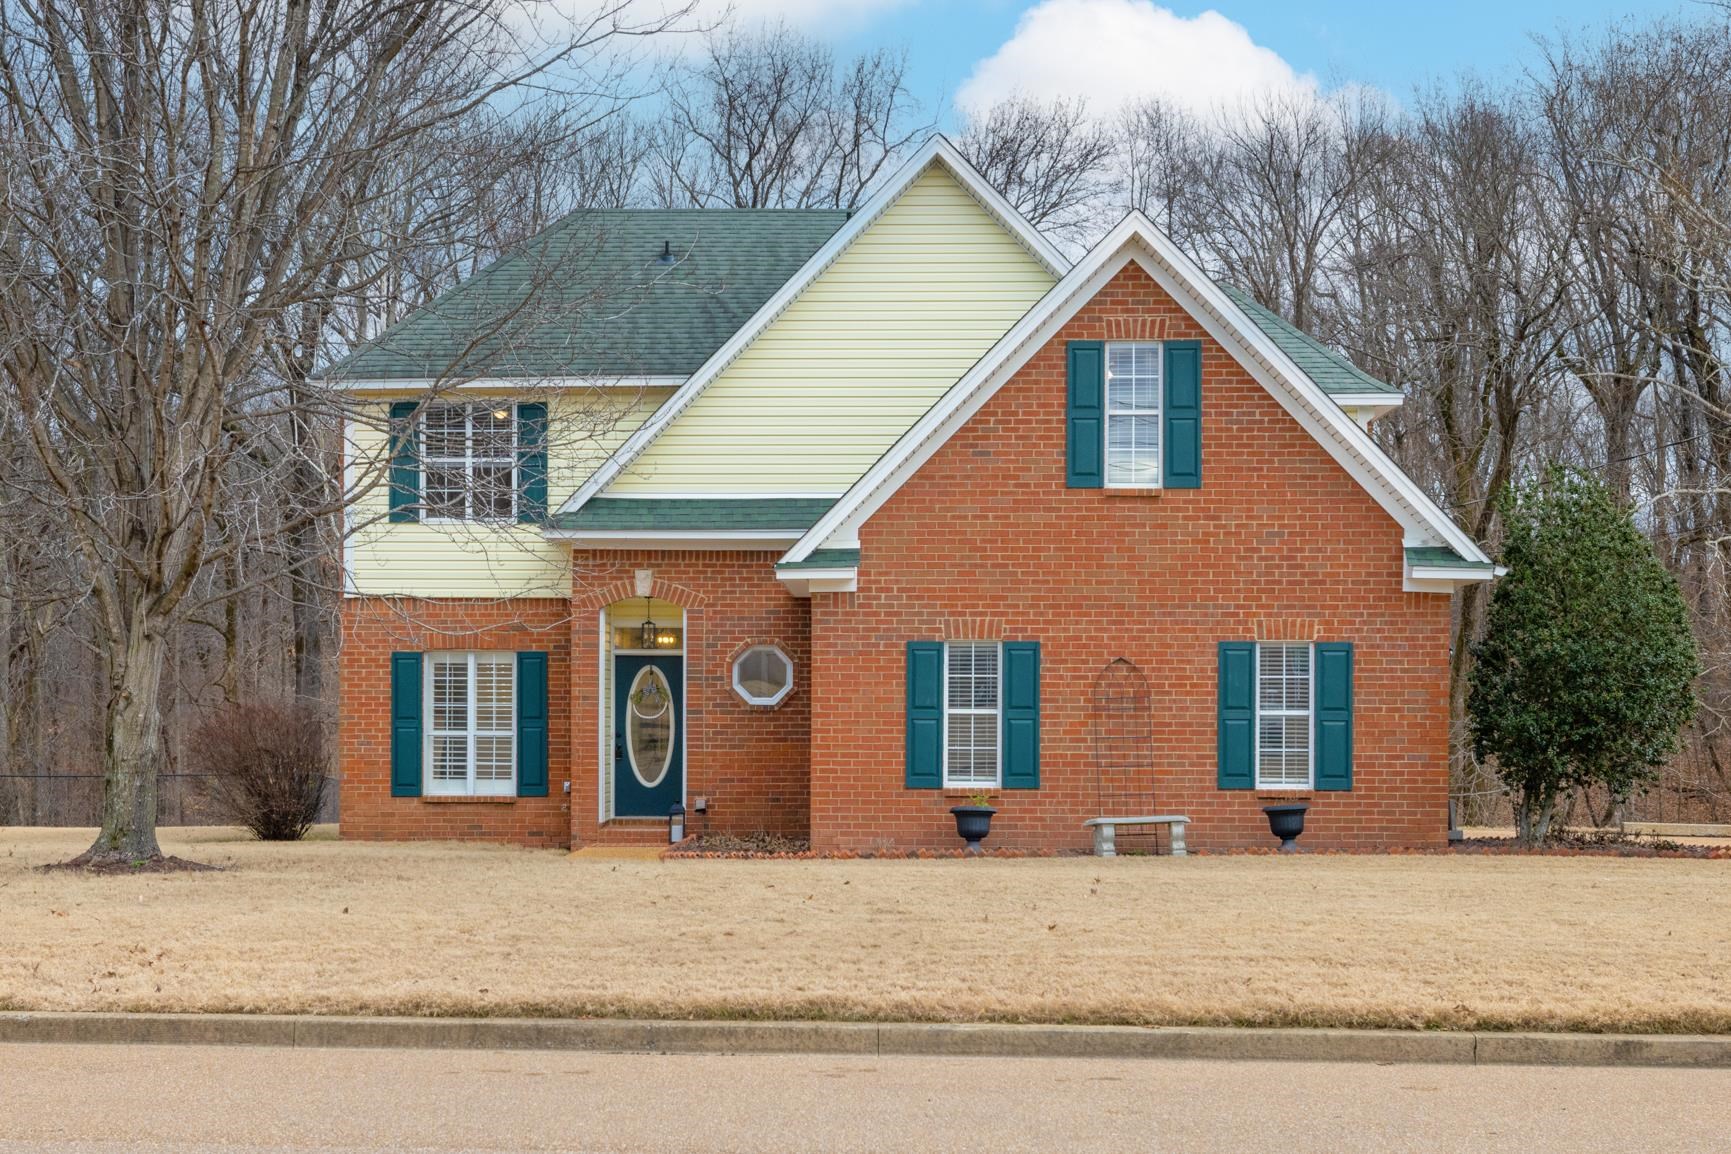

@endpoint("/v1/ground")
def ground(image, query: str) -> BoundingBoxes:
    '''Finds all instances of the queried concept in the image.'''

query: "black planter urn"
[949,806,996,854]
[1262,803,1310,852]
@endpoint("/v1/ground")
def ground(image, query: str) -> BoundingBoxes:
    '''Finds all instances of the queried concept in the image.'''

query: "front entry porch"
[598,596,687,836]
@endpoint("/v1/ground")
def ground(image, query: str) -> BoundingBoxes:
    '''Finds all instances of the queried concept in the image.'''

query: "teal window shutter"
[388,402,421,523]
[905,642,943,789]
[1066,341,1105,488]
[1217,642,1255,789]
[1314,642,1354,791]
[1163,340,1201,488]
[390,652,423,797]
[516,651,549,797]
[1001,641,1041,789]
[517,402,548,524]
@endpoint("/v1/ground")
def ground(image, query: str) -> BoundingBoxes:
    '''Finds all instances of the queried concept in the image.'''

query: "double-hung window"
[944,642,1001,787]
[1256,642,1313,789]
[426,652,516,796]
[423,403,516,521]
[1105,342,1162,487]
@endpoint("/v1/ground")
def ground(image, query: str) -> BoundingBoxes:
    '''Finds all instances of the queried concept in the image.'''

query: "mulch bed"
[38,853,221,875]
[664,831,1731,861]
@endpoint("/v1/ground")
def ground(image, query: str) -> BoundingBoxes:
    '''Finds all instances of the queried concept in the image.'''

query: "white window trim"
[424,651,517,796]
[1104,340,1163,490]
[941,641,1002,790]
[1254,641,1315,791]
[732,644,794,707]
[422,402,517,524]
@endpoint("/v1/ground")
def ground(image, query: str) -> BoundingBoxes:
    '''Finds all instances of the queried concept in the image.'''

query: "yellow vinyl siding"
[607,166,1057,495]
[345,390,671,598]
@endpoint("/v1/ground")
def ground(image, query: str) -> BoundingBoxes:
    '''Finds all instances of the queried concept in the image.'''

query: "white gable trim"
[553,136,1071,517]
[784,212,1491,570]
[329,375,687,393]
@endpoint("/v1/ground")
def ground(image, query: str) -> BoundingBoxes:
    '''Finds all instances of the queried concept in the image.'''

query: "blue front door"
[613,654,684,818]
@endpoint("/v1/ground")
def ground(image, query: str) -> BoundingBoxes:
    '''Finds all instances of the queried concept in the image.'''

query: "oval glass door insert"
[627,666,675,788]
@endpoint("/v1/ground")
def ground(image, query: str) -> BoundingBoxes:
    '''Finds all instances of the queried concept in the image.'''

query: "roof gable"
[554,136,1072,516]
[783,211,1491,573]
[321,210,847,383]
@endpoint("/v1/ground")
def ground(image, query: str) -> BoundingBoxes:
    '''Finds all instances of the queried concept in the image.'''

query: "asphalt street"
[1,1042,1727,1152]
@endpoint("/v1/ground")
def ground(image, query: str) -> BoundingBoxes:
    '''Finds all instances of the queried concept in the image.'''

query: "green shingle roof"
[776,549,860,570]
[1406,546,1494,571]
[323,210,850,382]
[1216,283,1401,397]
[550,498,836,534]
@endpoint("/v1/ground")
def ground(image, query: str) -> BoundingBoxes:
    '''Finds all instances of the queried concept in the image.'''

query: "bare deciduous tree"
[0,0,674,865]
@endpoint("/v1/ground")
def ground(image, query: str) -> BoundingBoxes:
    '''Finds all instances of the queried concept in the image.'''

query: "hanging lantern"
[638,595,658,651]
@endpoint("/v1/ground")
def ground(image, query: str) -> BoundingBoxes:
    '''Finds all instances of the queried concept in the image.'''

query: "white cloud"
[958,0,1317,120]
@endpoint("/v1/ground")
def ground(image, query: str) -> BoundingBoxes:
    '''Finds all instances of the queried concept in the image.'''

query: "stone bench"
[1083,815,1190,858]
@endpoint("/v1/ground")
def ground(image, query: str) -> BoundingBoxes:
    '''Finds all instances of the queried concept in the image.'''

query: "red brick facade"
[338,598,574,847]
[808,261,1452,852]
[567,551,811,846]
[337,261,1452,854]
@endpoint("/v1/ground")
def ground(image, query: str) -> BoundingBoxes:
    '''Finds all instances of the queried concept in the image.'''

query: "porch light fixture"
[638,596,658,651]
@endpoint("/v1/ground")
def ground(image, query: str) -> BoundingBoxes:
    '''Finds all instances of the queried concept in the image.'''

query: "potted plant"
[949,792,996,854]
[1262,803,1309,852]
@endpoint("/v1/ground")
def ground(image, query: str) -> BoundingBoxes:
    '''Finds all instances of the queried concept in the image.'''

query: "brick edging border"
[1,1013,1727,1067]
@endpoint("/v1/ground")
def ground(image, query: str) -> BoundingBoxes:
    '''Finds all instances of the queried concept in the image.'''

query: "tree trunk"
[1515,786,1559,846]
[79,613,169,863]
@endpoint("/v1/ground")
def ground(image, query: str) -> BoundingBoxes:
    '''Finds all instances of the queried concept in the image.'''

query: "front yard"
[3,827,1729,1033]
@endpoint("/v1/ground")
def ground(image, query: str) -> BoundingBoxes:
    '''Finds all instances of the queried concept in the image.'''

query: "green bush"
[1469,468,1698,844]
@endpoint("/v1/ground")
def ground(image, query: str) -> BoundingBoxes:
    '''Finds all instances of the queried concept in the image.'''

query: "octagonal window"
[733,645,794,707]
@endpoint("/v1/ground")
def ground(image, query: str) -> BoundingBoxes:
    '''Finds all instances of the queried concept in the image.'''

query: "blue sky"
[731,0,1704,124]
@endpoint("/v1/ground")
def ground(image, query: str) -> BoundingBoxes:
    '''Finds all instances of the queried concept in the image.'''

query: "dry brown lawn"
[3,826,1729,1032]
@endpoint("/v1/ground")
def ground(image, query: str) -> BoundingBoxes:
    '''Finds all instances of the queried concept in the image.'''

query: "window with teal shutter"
[516,651,549,797]
[517,403,548,524]
[1163,340,1201,488]
[1217,642,1255,789]
[1314,642,1354,791]
[905,642,943,788]
[1001,642,1041,789]
[390,652,423,797]
[1066,341,1104,488]
[387,402,420,523]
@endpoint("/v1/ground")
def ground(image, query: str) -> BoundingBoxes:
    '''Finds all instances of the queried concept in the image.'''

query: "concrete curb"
[1,1013,1727,1067]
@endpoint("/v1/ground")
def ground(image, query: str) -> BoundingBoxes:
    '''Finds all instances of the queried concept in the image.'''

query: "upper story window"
[1256,642,1313,789]
[423,403,516,521]
[1105,342,1162,487]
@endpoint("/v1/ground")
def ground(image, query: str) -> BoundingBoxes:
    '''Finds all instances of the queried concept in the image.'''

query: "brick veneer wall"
[808,261,1454,853]
[569,551,811,846]
[338,598,574,847]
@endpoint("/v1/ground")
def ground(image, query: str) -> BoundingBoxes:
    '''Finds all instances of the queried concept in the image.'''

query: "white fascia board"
[1329,391,1404,409]
[776,569,860,598]
[323,375,687,392]
[786,212,1490,568]
[595,491,845,501]
[554,134,1071,519]
[543,529,803,551]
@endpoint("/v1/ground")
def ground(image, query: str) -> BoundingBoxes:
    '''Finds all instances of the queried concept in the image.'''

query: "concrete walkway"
[3,1042,1728,1153]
